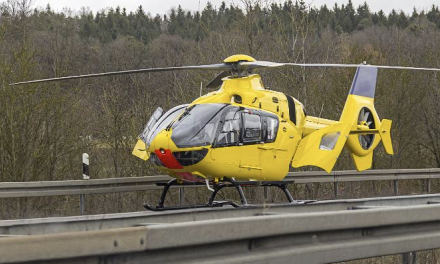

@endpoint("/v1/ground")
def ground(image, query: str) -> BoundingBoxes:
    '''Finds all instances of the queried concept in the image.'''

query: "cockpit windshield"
[141,104,188,148]
[171,103,227,148]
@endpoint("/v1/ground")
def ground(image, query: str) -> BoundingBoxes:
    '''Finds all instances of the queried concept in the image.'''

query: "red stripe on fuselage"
[155,149,183,169]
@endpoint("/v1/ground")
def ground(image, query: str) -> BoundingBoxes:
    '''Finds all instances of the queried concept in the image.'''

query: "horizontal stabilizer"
[349,129,379,135]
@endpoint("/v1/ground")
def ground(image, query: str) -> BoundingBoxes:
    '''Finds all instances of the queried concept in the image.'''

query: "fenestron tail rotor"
[10,53,440,86]
[358,107,375,150]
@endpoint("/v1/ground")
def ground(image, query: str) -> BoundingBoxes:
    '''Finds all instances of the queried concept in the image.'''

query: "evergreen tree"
[397,11,409,28]
[427,5,440,27]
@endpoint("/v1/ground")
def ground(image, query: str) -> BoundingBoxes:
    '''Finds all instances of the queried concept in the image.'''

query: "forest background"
[0,0,440,218]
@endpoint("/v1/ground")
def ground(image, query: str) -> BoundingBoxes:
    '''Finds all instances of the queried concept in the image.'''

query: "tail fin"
[340,66,393,171]
[379,119,393,155]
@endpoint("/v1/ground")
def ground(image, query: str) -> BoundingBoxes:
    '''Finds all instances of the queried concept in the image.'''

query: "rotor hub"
[223,54,256,63]
[222,54,256,78]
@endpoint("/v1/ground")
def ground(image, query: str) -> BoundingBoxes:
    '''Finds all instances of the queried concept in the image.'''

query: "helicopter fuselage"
[133,74,333,182]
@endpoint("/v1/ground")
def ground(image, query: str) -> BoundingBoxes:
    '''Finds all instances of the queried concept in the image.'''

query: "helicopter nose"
[154,148,183,169]
[149,130,182,169]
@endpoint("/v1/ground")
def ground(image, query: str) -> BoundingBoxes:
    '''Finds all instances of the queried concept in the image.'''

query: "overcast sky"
[33,0,438,16]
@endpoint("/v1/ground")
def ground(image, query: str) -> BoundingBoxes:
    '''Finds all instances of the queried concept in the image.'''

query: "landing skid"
[144,178,296,211]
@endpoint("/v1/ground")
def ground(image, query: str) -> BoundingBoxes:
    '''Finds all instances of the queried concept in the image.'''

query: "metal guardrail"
[0,168,439,198]
[287,168,440,196]
[287,168,440,183]
[2,193,440,236]
[2,194,440,263]
[0,175,169,198]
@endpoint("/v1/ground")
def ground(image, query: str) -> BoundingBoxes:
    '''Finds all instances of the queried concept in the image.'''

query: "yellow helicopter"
[12,54,440,210]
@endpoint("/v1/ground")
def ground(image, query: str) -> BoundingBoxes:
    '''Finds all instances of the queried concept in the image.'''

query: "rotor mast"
[217,54,266,92]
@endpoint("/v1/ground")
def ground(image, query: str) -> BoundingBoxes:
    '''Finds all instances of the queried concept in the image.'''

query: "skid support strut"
[144,177,295,211]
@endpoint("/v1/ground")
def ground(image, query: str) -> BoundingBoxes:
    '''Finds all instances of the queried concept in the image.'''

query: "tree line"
[3,1,439,44]
[46,1,440,43]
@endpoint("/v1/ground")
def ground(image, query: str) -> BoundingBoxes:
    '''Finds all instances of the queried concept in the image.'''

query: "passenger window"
[217,110,241,146]
[265,117,279,142]
[243,113,261,143]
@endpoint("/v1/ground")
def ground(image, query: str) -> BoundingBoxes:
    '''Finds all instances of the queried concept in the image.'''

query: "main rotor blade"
[241,61,440,72]
[10,63,231,86]
[239,61,286,69]
[206,71,230,89]
[240,61,364,70]
[10,58,440,86]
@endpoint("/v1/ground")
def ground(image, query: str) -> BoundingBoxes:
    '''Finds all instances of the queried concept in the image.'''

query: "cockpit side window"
[214,107,279,148]
[217,109,241,146]
[243,112,262,143]
[264,116,279,143]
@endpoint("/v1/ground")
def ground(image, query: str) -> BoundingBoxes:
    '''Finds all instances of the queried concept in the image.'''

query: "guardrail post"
[334,182,338,198]
[402,252,416,264]
[426,179,431,194]
[80,195,85,215]
[264,186,268,200]
[80,153,90,215]
[179,187,185,206]
[394,180,399,196]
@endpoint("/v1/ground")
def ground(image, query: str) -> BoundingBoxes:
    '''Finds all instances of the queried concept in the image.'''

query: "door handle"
[258,146,287,151]
[239,164,262,170]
